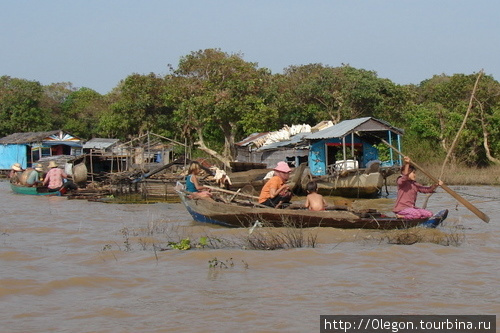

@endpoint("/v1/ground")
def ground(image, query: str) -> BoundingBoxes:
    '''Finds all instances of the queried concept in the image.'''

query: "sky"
[1,0,499,94]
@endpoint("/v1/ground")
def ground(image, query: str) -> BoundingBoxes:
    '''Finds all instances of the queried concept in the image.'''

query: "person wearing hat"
[43,161,77,193]
[9,163,24,184]
[258,161,293,208]
[24,163,44,187]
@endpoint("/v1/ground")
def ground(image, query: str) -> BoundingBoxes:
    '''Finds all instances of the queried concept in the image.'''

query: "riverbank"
[385,162,500,186]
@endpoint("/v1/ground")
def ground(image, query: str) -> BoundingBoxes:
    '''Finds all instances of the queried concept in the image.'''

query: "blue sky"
[1,1,499,94]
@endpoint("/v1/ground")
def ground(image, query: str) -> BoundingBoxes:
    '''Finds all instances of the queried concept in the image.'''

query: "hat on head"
[48,161,58,168]
[273,161,291,173]
[34,163,44,172]
[11,163,22,171]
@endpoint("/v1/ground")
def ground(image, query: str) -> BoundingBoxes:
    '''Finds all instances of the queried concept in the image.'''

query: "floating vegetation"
[380,227,465,246]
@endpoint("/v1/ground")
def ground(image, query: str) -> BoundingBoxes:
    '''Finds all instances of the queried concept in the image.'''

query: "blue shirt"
[26,170,40,185]
[185,175,197,193]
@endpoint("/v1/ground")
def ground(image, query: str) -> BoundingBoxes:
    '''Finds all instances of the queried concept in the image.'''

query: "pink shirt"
[43,168,68,189]
[393,175,435,213]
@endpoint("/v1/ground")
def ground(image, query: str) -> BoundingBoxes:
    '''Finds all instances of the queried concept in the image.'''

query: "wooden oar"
[205,185,272,208]
[381,139,490,223]
[205,185,260,200]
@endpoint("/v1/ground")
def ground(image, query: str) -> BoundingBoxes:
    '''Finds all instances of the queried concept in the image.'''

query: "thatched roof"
[0,130,82,145]
[0,130,62,144]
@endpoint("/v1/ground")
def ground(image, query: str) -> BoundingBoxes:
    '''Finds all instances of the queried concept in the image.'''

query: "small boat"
[177,189,448,229]
[10,183,61,196]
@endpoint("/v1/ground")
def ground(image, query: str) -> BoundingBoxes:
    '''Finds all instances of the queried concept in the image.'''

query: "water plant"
[168,238,191,250]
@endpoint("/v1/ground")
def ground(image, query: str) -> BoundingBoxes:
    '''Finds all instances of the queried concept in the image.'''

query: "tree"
[171,48,273,167]
[98,73,174,140]
[61,87,107,139]
[0,76,49,136]
[413,73,500,166]
[41,82,77,129]
[276,64,406,125]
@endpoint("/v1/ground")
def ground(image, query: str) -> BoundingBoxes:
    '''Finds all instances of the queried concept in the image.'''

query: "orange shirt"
[258,176,283,203]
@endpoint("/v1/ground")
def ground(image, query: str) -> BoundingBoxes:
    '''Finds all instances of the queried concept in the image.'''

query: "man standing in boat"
[393,156,443,219]
[259,161,293,208]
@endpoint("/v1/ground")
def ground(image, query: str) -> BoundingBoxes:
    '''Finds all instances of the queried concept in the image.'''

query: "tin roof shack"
[235,124,315,169]
[82,138,123,181]
[302,117,404,197]
[0,130,83,171]
[100,132,187,199]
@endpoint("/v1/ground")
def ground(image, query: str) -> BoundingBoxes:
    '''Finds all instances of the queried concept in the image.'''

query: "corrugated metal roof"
[235,132,270,147]
[257,133,310,151]
[305,117,403,140]
[83,138,120,149]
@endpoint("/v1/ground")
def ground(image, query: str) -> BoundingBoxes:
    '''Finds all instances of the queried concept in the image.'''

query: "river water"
[0,180,499,332]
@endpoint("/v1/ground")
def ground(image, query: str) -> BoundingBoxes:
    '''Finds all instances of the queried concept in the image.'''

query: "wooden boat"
[10,183,61,196]
[177,190,448,229]
[298,164,399,198]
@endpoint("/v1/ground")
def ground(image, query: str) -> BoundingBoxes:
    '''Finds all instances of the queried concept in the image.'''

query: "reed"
[386,162,500,185]
[243,217,318,250]
[380,227,465,246]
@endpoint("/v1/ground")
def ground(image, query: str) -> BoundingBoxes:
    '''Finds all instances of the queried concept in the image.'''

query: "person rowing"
[393,156,443,219]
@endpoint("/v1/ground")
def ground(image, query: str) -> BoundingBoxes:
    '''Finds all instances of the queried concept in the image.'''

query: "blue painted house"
[304,117,404,176]
[0,130,83,170]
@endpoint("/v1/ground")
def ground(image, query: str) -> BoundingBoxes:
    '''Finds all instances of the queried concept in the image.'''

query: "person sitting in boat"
[393,156,443,219]
[24,164,44,187]
[9,163,24,184]
[43,161,78,193]
[185,162,212,199]
[305,181,326,211]
[258,161,293,208]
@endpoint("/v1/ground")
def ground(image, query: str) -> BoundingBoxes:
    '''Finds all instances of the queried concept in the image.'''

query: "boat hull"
[315,172,384,198]
[178,191,447,229]
[10,183,60,196]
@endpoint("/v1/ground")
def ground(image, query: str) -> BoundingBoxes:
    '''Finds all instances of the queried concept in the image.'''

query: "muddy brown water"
[0,180,499,332]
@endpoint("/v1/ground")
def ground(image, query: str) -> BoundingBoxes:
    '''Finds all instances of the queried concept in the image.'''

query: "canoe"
[10,183,61,196]
[177,190,448,229]
[298,165,399,198]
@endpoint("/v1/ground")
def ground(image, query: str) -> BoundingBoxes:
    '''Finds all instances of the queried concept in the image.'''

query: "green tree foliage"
[98,73,174,140]
[61,87,107,139]
[276,64,410,126]
[412,73,500,166]
[171,49,274,164]
[3,49,500,168]
[41,82,76,129]
[0,76,49,136]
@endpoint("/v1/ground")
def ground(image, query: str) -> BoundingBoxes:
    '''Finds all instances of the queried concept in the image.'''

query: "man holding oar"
[393,156,443,219]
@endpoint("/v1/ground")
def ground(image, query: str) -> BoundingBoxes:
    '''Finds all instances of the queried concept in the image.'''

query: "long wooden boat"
[10,183,61,196]
[177,190,448,229]
[298,164,399,198]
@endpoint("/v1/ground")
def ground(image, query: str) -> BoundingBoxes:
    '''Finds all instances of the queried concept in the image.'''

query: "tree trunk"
[194,128,232,168]
[478,100,500,165]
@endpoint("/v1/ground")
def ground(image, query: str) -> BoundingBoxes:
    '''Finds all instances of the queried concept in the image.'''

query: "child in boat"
[185,162,212,199]
[393,156,443,219]
[305,181,327,211]
[258,161,293,208]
